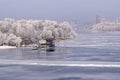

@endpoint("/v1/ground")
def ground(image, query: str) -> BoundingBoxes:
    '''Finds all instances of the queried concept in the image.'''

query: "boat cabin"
[39,39,55,51]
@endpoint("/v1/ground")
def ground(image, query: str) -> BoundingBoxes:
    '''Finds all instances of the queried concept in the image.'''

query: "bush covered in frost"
[92,22,120,32]
[0,18,76,46]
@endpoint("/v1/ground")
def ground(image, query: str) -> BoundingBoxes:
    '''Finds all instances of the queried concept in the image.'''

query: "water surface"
[0,31,120,80]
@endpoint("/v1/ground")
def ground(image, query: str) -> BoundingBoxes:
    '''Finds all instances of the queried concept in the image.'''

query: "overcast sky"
[0,0,120,24]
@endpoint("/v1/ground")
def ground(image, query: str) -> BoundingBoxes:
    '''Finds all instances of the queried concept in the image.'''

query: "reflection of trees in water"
[57,47,72,54]
[14,47,72,60]
[14,48,38,59]
[15,48,23,59]
[33,47,72,60]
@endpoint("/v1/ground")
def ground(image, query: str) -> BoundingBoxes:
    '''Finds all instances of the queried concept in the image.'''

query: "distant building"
[116,17,120,24]
[96,15,105,24]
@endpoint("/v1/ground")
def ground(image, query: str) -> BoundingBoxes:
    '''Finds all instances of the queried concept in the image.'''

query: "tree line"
[0,18,76,46]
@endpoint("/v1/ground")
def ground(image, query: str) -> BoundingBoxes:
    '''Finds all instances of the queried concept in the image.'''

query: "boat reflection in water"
[14,47,71,60]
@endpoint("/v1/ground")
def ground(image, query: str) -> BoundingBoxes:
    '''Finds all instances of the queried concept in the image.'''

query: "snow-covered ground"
[0,46,16,49]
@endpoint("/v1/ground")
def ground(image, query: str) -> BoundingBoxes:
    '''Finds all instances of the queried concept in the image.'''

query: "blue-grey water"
[0,31,120,80]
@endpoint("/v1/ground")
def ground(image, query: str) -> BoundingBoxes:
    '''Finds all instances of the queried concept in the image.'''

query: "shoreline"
[0,46,16,49]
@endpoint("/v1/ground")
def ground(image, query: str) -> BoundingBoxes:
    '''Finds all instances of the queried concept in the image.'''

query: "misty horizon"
[0,0,120,25]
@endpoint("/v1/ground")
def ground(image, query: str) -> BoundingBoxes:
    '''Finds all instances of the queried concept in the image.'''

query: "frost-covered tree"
[0,18,76,46]
[92,22,120,32]
[4,33,22,46]
[0,18,15,33]
[0,31,3,45]
[0,31,7,45]
[41,30,53,39]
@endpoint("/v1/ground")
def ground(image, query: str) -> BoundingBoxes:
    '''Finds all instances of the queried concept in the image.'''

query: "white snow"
[0,46,16,49]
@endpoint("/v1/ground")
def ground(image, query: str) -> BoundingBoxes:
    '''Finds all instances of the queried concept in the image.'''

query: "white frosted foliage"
[0,18,76,45]
[92,22,120,32]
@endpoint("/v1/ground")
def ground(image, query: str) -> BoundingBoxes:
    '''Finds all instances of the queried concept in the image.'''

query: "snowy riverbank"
[0,46,16,49]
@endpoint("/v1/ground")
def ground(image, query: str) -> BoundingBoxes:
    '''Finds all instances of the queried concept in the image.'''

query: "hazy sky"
[0,0,120,24]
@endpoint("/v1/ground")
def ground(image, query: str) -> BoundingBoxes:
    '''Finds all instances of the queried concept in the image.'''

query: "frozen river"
[0,31,120,80]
